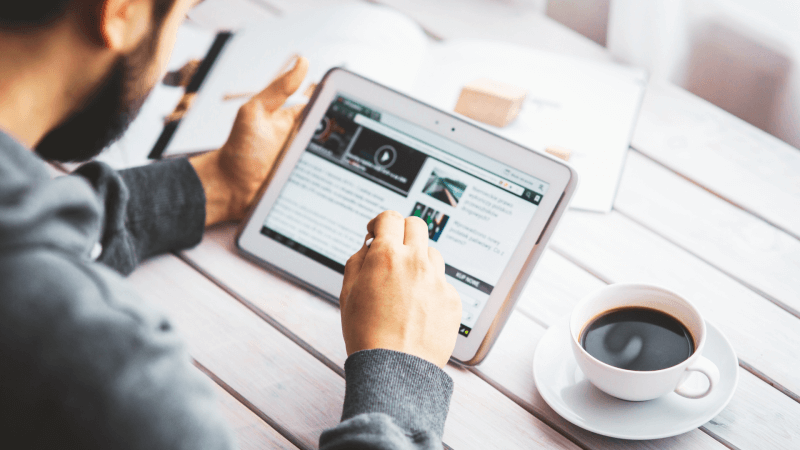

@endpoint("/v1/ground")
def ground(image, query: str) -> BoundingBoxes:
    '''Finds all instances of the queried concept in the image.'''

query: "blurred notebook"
[156,3,647,212]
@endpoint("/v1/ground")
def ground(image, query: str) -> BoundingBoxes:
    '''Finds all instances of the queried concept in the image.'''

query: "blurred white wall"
[541,0,800,149]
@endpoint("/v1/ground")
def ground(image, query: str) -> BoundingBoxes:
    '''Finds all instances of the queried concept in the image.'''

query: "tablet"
[238,69,578,365]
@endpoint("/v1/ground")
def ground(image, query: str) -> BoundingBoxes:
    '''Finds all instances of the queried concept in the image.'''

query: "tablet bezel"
[237,68,577,364]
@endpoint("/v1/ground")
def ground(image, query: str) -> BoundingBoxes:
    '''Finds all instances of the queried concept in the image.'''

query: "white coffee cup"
[569,283,720,401]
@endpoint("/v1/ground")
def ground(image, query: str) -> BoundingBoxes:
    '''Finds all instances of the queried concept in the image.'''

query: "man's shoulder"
[0,247,234,450]
[1,246,134,324]
[10,249,189,389]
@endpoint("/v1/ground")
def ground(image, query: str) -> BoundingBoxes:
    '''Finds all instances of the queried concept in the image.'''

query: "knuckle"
[372,243,398,267]
[407,254,427,274]
[448,286,462,307]
[406,215,425,227]
[380,210,404,221]
[237,103,258,121]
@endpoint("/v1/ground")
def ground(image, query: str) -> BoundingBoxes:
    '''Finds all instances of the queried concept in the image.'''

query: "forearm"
[74,158,206,275]
[320,349,453,450]
[189,150,248,226]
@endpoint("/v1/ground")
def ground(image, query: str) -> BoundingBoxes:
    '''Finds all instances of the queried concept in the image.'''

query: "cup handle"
[674,356,720,399]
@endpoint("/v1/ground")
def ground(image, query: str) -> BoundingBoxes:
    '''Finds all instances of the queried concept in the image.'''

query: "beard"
[35,30,158,163]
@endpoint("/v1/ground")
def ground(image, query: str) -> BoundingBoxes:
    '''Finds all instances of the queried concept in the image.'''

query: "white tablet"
[238,69,578,364]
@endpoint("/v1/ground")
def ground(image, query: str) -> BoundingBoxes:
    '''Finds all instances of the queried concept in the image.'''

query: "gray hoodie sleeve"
[320,349,454,450]
[0,134,235,450]
[2,130,455,449]
[74,158,206,275]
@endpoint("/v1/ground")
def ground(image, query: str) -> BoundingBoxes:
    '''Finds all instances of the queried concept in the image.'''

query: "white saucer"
[533,316,739,440]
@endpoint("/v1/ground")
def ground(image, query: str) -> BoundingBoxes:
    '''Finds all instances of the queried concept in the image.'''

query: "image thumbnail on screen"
[423,169,467,207]
[410,202,450,242]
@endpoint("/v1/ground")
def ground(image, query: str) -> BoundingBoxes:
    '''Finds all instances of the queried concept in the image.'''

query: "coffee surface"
[580,307,694,371]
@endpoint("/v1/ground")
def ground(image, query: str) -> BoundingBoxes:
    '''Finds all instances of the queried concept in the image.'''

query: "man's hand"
[190,56,309,226]
[340,211,463,368]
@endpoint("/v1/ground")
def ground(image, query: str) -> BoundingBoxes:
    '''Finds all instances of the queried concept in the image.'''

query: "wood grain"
[512,250,800,449]
[516,250,607,325]
[550,210,800,401]
[614,150,800,317]
[180,224,581,450]
[631,82,800,239]
[129,254,344,450]
[478,313,727,449]
[211,380,300,449]
[129,2,800,449]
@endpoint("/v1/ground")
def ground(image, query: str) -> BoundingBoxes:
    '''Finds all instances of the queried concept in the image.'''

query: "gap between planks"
[478,313,742,450]
[179,0,800,436]
[547,242,800,407]
[177,252,346,378]
[178,251,469,450]
[628,147,800,243]
[469,366,743,450]
[194,359,311,450]
[178,227,729,449]
[613,206,800,321]
[510,256,740,449]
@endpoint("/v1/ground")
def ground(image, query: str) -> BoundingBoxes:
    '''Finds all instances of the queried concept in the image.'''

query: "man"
[0,0,463,448]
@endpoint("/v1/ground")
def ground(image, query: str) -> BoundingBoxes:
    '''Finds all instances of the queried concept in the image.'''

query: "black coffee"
[580,307,694,371]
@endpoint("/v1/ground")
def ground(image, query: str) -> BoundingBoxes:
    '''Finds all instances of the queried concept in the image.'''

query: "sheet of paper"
[412,40,647,212]
[96,24,216,169]
[165,4,428,156]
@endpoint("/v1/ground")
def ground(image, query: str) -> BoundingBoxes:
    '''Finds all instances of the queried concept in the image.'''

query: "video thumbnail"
[311,111,359,158]
[410,202,450,242]
[422,169,467,207]
[347,128,428,195]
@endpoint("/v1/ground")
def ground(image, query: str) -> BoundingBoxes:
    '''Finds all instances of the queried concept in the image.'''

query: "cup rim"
[570,283,706,375]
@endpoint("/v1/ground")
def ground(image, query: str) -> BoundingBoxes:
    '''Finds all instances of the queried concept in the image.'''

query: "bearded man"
[0,1,462,449]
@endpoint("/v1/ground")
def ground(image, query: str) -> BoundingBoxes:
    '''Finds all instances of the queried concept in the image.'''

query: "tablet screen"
[262,94,549,337]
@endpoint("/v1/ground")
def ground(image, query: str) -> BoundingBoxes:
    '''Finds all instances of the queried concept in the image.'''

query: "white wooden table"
[128,1,800,448]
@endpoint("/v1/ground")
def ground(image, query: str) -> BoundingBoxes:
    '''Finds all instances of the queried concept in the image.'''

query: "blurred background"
[532,0,799,149]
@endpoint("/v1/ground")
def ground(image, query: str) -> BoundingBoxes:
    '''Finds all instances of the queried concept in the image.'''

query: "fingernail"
[290,55,301,71]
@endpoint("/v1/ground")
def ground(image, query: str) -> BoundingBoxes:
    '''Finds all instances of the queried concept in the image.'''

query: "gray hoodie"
[0,129,452,449]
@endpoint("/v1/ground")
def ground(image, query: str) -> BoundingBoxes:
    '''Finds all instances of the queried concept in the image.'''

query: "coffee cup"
[569,283,720,401]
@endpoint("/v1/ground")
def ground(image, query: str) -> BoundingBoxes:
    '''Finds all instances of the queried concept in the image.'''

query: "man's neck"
[0,20,110,148]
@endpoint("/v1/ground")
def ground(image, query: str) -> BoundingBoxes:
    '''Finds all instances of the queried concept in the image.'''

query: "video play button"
[374,145,397,168]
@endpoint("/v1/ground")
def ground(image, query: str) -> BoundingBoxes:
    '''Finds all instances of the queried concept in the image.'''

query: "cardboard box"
[454,78,527,127]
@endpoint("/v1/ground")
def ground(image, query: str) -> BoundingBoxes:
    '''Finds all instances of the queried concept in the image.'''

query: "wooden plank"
[510,251,800,449]
[614,151,800,317]
[516,250,607,325]
[549,209,800,401]
[479,313,727,449]
[180,224,581,450]
[211,381,299,449]
[372,0,800,240]
[128,254,344,450]
[631,82,800,239]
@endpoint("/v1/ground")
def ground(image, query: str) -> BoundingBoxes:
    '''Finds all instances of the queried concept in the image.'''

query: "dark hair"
[0,0,176,28]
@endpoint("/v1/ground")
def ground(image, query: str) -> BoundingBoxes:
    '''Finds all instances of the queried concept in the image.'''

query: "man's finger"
[404,216,429,249]
[251,56,309,113]
[340,237,370,307]
[428,247,445,273]
[366,211,406,245]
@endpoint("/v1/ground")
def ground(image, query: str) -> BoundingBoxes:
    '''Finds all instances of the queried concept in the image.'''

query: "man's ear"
[97,0,153,52]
